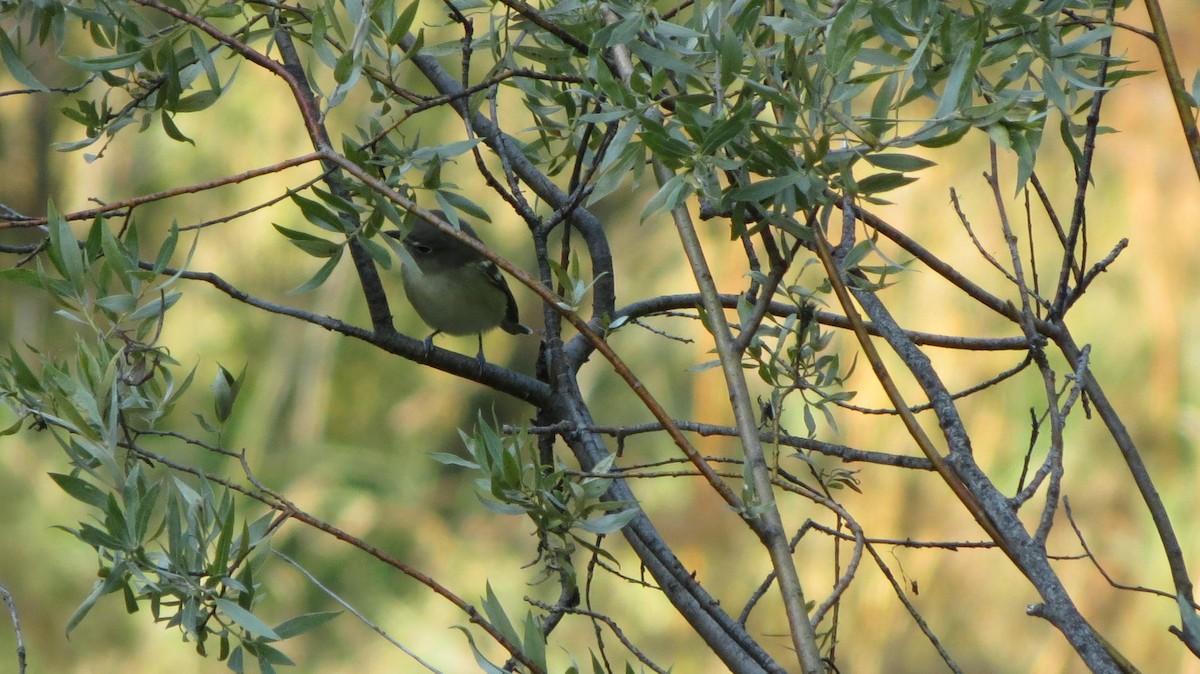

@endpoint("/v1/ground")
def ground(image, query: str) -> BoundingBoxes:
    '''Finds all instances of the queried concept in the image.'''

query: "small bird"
[385,211,531,361]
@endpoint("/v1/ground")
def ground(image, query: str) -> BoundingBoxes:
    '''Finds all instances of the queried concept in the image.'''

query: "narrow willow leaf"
[215,599,281,641]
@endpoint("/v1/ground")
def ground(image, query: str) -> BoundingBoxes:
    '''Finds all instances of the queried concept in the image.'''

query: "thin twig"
[835,354,1032,416]
[271,549,441,672]
[949,187,1020,286]
[862,542,964,674]
[526,600,669,674]
[615,294,1030,351]
[509,422,934,470]
[1062,499,1179,602]
[0,153,324,229]
[1141,0,1200,179]
[0,583,26,674]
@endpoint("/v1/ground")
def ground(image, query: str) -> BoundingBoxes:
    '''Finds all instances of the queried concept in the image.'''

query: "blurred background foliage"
[0,0,1199,672]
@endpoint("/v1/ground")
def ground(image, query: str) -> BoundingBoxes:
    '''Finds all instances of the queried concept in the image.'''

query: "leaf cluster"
[438,419,638,592]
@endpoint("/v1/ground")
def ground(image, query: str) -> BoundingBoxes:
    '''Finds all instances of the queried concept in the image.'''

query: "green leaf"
[359,235,391,269]
[387,1,421,45]
[285,247,344,293]
[129,291,181,322]
[868,72,898,137]
[637,118,693,165]
[575,508,638,535]
[212,363,245,423]
[272,611,341,640]
[47,202,83,285]
[84,216,104,263]
[856,172,918,194]
[310,187,361,219]
[724,174,802,204]
[333,50,358,85]
[174,89,220,113]
[103,492,130,548]
[699,103,751,155]
[0,268,45,289]
[839,240,874,271]
[717,31,743,87]
[521,612,548,672]
[1042,63,1069,114]
[935,34,982,119]
[0,415,21,437]
[825,0,859,72]
[431,191,489,222]
[189,30,220,91]
[228,645,245,674]
[95,294,137,315]
[1051,24,1113,58]
[0,29,48,91]
[1176,593,1200,649]
[1010,122,1043,194]
[193,412,218,433]
[864,154,936,172]
[75,522,124,549]
[209,501,236,577]
[215,599,281,641]
[273,224,342,258]
[641,174,691,220]
[66,563,128,635]
[431,452,479,469]
[62,49,146,72]
[481,583,521,647]
[628,41,702,80]
[450,625,506,674]
[160,111,194,144]
[153,223,179,273]
[475,492,527,515]
[50,473,109,509]
[255,642,295,668]
[289,192,347,233]
[915,120,972,148]
[98,220,131,278]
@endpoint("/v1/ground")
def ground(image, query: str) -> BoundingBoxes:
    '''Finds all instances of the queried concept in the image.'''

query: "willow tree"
[1,1,1198,673]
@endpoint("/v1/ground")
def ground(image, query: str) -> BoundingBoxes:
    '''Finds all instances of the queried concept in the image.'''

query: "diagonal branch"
[1141,0,1200,180]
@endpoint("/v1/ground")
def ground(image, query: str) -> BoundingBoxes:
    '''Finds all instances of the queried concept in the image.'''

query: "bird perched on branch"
[385,210,531,361]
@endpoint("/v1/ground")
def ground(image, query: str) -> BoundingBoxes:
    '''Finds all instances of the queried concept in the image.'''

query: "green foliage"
[0,0,1160,671]
[1,211,190,440]
[0,212,332,672]
[740,259,856,439]
[449,583,550,674]
[4,0,1130,250]
[437,418,638,593]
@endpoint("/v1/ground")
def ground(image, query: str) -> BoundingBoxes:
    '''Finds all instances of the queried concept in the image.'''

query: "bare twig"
[0,583,26,674]
[1062,499,1178,602]
[526,599,669,674]
[0,153,324,229]
[511,422,934,470]
[271,550,441,672]
[862,542,964,674]
[835,354,1032,416]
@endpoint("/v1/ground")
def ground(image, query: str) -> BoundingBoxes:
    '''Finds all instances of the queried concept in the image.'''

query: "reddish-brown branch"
[0,153,324,228]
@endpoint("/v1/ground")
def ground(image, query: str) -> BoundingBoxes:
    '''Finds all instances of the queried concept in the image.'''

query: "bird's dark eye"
[408,241,433,255]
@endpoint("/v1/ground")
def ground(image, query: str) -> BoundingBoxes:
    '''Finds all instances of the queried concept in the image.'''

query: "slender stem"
[0,584,26,674]
[1141,0,1200,180]
[809,219,1002,541]
[658,164,823,674]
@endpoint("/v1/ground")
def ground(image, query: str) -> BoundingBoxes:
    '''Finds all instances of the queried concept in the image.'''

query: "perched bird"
[385,211,531,361]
